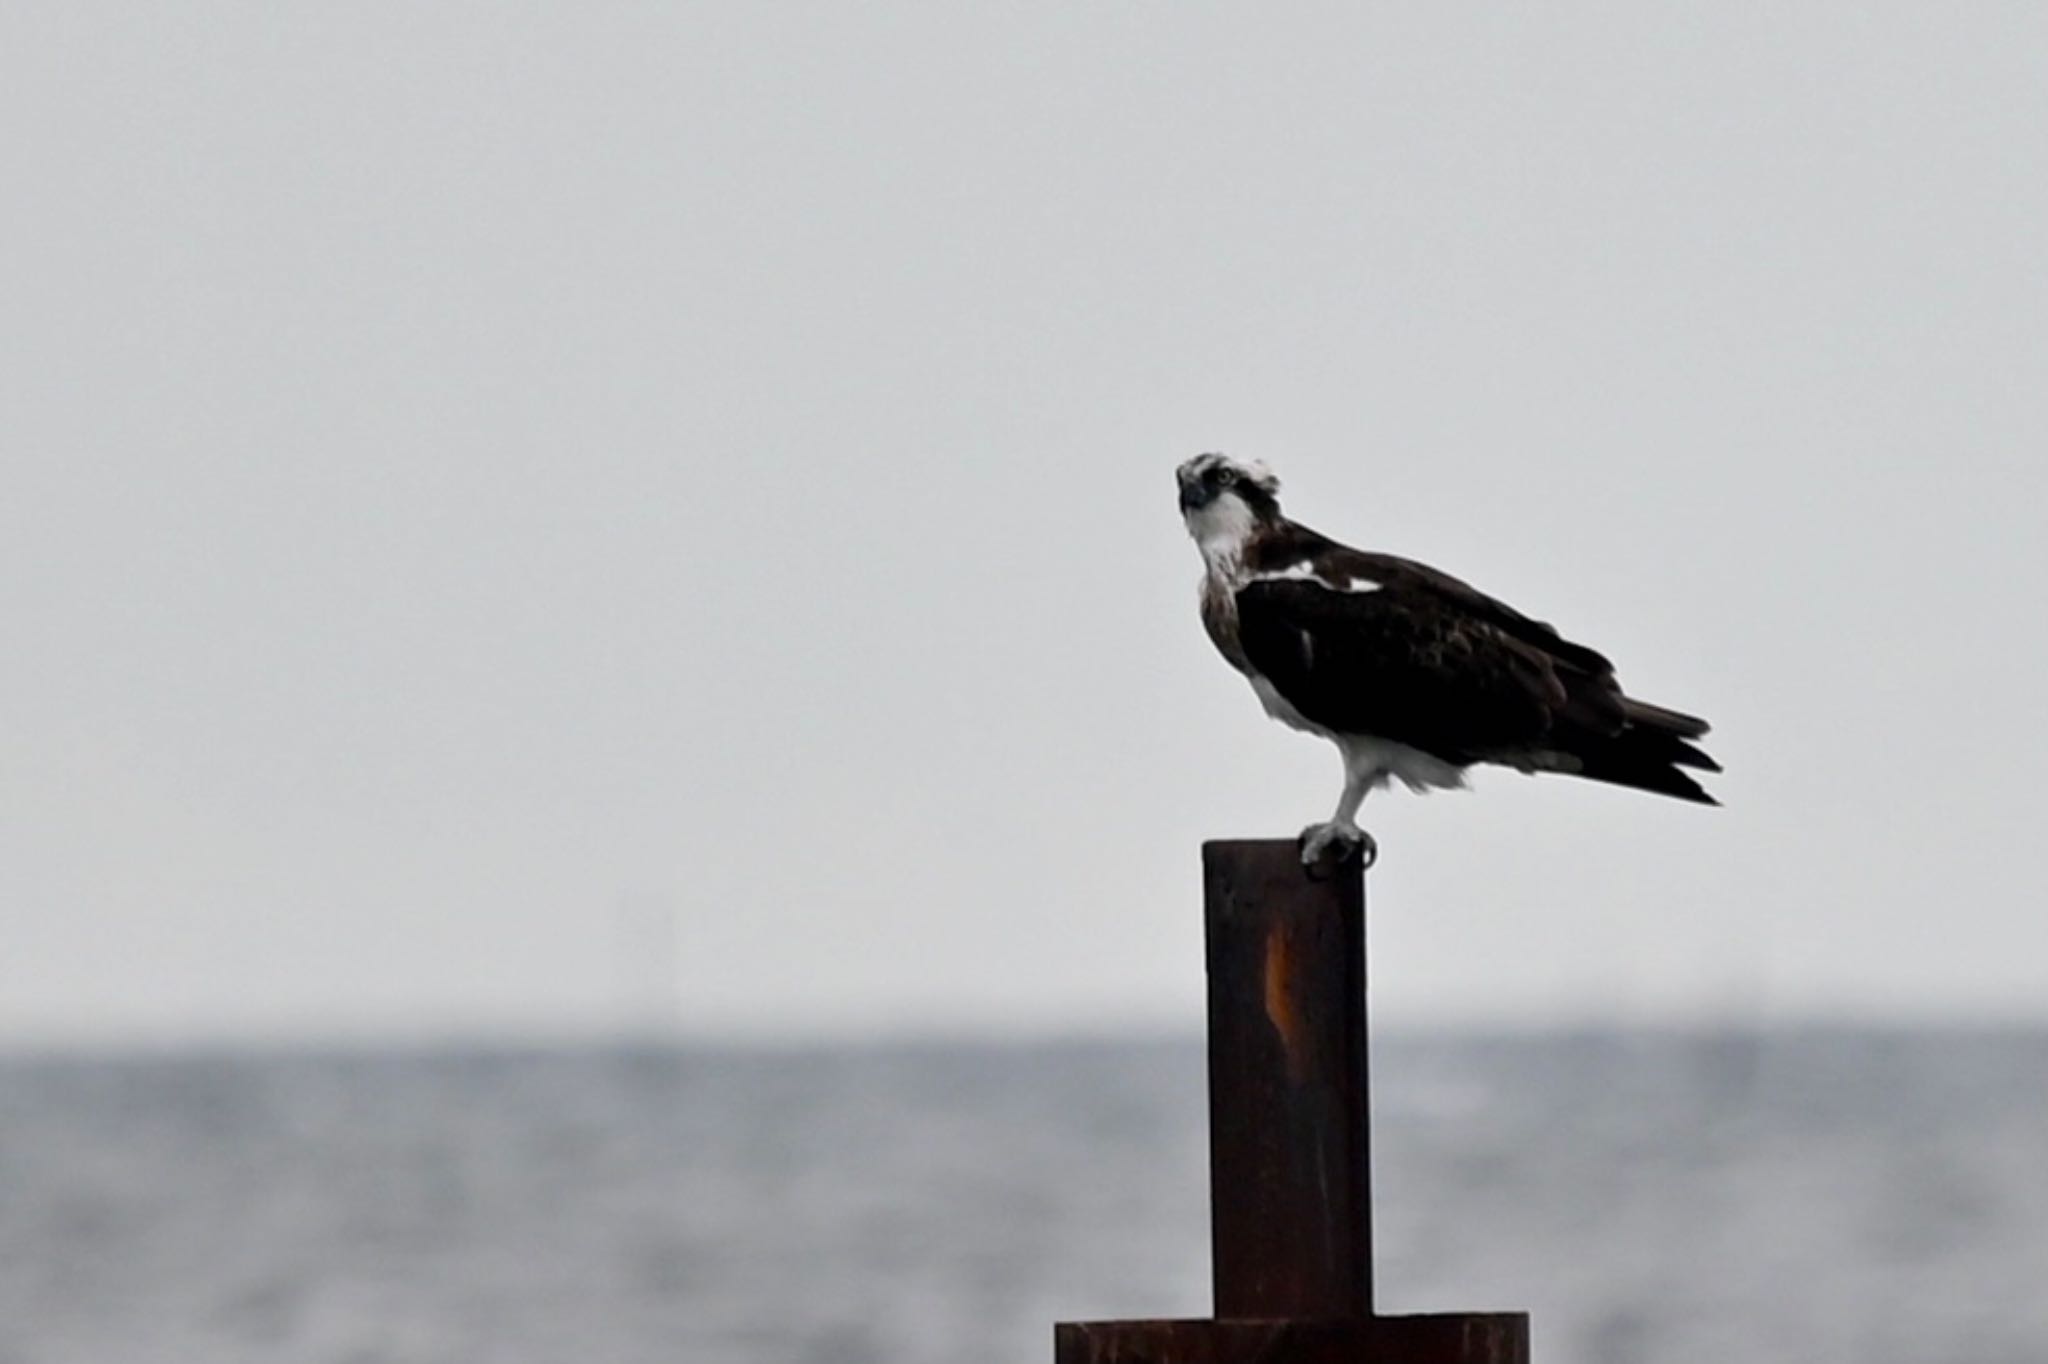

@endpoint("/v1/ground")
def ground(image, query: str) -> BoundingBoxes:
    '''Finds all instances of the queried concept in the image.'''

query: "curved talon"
[1298,821,1377,872]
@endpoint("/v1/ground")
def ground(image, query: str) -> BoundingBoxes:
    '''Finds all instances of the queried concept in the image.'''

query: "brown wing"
[1234,577,1570,762]
[1235,530,1719,801]
[1247,521,1616,675]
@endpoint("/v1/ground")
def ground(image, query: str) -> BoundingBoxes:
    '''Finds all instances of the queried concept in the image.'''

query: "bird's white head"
[1177,452,1283,566]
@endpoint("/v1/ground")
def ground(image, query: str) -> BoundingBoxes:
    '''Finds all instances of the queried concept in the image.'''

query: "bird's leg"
[1299,760,1378,870]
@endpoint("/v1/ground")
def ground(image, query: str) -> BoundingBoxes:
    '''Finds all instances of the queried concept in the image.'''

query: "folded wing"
[1234,572,1717,803]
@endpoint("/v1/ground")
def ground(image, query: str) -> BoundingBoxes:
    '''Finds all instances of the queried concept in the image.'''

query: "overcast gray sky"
[4,5,2045,1045]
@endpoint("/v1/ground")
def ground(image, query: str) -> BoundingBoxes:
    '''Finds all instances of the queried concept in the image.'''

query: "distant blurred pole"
[1053,840,1528,1364]
[613,892,682,1039]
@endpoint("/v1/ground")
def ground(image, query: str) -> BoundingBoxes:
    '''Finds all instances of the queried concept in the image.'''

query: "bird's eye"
[1214,468,1236,486]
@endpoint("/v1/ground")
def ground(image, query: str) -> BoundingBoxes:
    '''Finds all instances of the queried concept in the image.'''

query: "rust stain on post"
[1262,920,1310,1085]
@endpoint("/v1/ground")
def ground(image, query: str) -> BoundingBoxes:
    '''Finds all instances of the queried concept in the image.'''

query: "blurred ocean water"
[2,1031,2045,1364]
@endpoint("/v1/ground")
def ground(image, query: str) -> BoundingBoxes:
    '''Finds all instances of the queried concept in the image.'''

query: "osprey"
[1178,452,1718,867]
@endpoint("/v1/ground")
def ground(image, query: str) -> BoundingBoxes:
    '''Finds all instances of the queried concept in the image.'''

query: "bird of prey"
[1177,452,1718,867]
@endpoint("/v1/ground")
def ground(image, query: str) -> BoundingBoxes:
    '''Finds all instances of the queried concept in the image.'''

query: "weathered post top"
[1054,840,1529,1364]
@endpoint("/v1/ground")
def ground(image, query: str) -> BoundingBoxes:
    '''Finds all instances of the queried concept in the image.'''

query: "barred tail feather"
[1569,709,1721,805]
[1574,746,1719,804]
[1620,697,1713,742]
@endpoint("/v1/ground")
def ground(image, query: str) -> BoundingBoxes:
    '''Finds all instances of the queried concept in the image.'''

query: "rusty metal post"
[1055,840,1530,1364]
[1204,839,1373,1318]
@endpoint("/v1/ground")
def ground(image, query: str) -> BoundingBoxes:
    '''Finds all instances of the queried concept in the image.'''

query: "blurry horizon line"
[8,1006,2048,1060]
